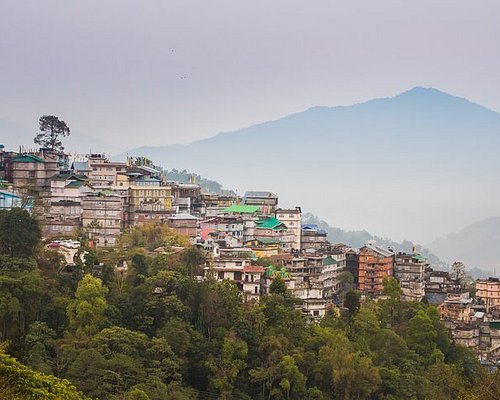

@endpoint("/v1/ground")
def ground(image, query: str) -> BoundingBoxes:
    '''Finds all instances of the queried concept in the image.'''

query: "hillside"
[303,213,446,269]
[428,216,500,275]
[119,87,500,244]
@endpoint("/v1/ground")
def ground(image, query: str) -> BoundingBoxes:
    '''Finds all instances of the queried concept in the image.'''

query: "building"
[424,269,458,305]
[167,214,198,238]
[476,278,500,312]
[87,153,128,188]
[439,293,472,322]
[205,247,263,302]
[275,207,301,250]
[128,179,173,225]
[171,183,201,215]
[243,191,278,215]
[82,194,124,246]
[301,224,328,251]
[0,189,22,210]
[394,251,427,302]
[6,151,59,196]
[357,243,394,296]
[255,217,294,250]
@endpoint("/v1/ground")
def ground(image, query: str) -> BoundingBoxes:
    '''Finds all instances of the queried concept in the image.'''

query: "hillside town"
[1,141,500,369]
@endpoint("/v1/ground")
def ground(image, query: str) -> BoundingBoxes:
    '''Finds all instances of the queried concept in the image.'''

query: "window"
[254,286,258,294]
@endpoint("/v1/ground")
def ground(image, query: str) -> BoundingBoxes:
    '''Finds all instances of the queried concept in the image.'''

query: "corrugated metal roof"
[224,204,260,213]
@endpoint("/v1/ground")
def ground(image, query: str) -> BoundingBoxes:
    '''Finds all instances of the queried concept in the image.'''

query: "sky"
[1,0,499,244]
[1,0,500,152]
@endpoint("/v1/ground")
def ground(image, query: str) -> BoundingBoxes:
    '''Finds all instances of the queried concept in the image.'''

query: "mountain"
[118,87,500,244]
[428,216,500,276]
[302,213,447,269]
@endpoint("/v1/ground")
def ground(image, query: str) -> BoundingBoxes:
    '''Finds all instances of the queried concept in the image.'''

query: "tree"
[0,208,41,258]
[34,115,70,152]
[67,275,108,336]
[0,350,90,400]
[344,290,361,318]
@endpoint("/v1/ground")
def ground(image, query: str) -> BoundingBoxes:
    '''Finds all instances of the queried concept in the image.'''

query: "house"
[424,269,459,305]
[0,189,22,210]
[6,151,59,196]
[301,224,328,251]
[167,214,198,238]
[357,242,394,296]
[244,237,282,258]
[87,153,128,188]
[255,217,294,250]
[170,182,201,215]
[275,207,302,250]
[128,178,173,225]
[476,278,500,312]
[82,193,123,246]
[205,247,263,302]
[243,191,278,215]
[394,250,427,302]
[439,292,473,322]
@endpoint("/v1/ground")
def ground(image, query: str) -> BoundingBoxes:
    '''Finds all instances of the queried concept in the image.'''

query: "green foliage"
[34,115,70,151]
[67,274,108,336]
[0,208,41,258]
[0,350,89,400]
[1,220,499,400]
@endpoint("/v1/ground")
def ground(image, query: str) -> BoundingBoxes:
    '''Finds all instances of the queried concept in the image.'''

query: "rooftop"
[244,191,277,199]
[12,154,44,163]
[224,204,261,214]
[256,217,287,230]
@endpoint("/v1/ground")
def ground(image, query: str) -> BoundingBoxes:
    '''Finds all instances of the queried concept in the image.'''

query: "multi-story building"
[358,243,394,296]
[346,249,359,285]
[205,247,263,302]
[301,224,328,251]
[424,269,459,305]
[6,151,59,196]
[171,183,201,215]
[275,207,301,250]
[439,293,473,322]
[128,178,173,225]
[243,191,278,215]
[394,251,427,302]
[82,194,124,246]
[255,217,294,250]
[0,189,22,210]
[167,214,198,239]
[476,278,500,312]
[87,153,128,188]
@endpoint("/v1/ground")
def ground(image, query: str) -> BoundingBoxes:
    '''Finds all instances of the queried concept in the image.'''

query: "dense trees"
[0,215,499,399]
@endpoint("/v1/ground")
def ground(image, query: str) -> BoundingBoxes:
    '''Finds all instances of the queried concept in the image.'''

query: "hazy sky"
[1,0,500,152]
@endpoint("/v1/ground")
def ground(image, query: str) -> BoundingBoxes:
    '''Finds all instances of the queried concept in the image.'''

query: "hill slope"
[428,216,500,274]
[119,87,500,243]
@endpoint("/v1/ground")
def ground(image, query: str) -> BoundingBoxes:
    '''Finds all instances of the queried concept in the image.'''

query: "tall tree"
[34,115,70,152]
[0,208,41,258]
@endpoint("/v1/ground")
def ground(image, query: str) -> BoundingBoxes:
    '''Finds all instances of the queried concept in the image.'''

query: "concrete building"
[6,152,59,196]
[476,278,500,312]
[394,251,427,302]
[255,217,294,250]
[168,214,198,238]
[301,224,328,251]
[82,194,123,246]
[87,153,128,188]
[128,179,173,225]
[357,243,394,296]
[0,189,22,210]
[205,247,263,302]
[276,207,301,250]
[243,191,278,215]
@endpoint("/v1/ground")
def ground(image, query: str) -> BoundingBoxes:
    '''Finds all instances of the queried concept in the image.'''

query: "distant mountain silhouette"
[428,216,500,275]
[119,87,500,244]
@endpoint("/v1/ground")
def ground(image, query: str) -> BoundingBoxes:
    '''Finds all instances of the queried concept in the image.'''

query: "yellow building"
[128,180,173,225]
